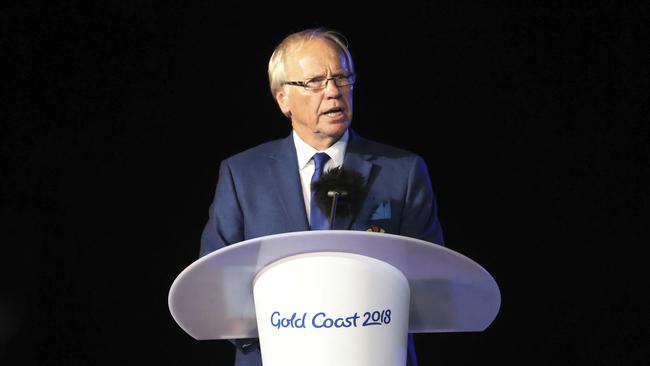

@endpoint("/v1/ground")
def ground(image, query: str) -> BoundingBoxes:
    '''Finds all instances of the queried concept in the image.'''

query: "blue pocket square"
[370,201,391,220]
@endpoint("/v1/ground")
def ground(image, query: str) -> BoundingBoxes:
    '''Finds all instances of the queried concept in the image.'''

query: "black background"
[2,2,648,365]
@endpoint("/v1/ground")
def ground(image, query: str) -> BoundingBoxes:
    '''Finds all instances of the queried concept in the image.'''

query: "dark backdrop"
[3,2,648,365]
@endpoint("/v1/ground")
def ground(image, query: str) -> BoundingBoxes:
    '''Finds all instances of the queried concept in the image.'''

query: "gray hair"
[268,28,355,97]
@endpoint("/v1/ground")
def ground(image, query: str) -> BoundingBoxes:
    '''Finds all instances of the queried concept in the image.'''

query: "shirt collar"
[293,129,349,170]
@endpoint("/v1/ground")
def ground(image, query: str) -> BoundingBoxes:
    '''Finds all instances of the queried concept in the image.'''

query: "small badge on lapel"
[370,201,391,220]
[366,225,386,233]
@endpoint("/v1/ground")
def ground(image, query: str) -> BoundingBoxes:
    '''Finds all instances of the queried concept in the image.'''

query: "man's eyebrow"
[304,71,347,79]
[303,73,327,79]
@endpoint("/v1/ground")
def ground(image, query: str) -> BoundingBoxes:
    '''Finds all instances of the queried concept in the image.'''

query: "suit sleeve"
[199,160,261,354]
[400,155,445,246]
[200,159,244,256]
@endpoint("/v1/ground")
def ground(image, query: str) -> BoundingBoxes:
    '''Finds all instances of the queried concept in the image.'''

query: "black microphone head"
[312,167,365,219]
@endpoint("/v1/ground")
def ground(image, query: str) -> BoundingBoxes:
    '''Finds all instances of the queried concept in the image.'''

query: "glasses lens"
[305,77,326,89]
[335,75,354,87]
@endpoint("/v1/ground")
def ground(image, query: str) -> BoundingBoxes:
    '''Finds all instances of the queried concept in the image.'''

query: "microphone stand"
[327,190,347,230]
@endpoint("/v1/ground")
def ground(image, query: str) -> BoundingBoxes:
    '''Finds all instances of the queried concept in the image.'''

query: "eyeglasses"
[282,73,356,91]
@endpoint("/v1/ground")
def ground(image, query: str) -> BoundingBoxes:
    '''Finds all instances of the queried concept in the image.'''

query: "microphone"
[311,167,365,229]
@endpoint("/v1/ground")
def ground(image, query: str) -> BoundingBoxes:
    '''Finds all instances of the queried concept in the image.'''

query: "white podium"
[169,231,500,366]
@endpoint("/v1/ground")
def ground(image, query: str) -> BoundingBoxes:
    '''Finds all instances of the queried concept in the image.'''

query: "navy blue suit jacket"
[200,130,444,366]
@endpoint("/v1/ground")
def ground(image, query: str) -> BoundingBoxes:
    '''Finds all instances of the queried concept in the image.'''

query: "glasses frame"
[281,73,356,91]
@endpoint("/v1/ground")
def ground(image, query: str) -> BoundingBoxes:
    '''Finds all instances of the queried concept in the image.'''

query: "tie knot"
[313,152,330,172]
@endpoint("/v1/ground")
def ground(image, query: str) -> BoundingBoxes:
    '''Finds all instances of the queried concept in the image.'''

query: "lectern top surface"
[168,230,500,340]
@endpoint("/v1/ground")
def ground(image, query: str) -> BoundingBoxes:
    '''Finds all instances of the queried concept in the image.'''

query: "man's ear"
[275,89,291,117]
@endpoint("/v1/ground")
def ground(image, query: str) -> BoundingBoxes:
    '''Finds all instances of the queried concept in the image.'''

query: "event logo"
[270,309,392,330]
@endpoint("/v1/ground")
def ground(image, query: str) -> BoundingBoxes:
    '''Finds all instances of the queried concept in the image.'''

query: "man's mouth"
[322,107,345,118]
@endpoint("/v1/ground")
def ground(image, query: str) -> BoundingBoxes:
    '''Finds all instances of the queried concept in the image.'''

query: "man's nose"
[323,79,342,98]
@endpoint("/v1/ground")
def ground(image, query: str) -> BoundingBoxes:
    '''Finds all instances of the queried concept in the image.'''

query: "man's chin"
[320,122,349,139]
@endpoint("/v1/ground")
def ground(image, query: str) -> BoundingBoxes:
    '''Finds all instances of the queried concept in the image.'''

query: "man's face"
[276,38,354,150]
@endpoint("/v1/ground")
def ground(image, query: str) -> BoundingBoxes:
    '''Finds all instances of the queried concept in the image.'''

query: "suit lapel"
[268,135,310,231]
[336,131,374,230]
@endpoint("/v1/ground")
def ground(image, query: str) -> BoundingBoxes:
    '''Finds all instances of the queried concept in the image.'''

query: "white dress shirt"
[292,129,349,223]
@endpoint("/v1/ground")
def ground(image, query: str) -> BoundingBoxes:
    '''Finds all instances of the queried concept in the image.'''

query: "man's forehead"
[285,40,350,77]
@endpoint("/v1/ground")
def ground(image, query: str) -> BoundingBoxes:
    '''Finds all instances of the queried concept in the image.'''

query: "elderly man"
[201,28,444,366]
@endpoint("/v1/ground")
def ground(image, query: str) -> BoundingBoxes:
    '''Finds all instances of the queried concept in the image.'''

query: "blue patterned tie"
[310,152,331,230]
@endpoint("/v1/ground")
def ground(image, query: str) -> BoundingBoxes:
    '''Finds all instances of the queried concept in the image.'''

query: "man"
[200,28,444,366]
